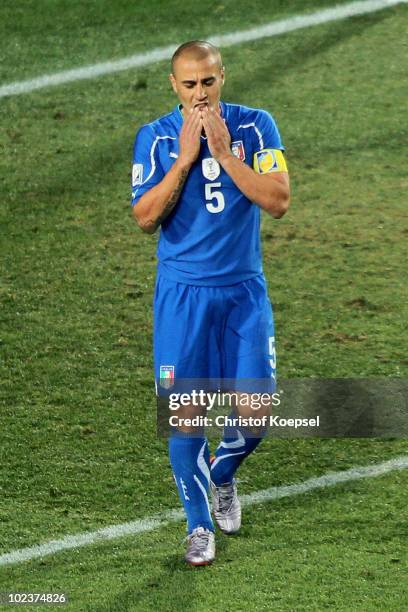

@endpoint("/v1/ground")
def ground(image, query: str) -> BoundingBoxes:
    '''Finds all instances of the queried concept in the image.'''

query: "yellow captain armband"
[253,149,287,174]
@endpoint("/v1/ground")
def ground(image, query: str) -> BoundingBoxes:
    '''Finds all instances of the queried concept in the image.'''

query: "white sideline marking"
[0,455,407,567]
[0,0,407,99]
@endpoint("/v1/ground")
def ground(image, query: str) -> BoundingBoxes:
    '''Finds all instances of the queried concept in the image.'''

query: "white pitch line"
[0,0,407,99]
[0,455,407,567]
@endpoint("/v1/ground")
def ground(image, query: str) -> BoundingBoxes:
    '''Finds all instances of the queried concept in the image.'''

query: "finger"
[182,113,199,139]
[202,106,214,123]
[191,116,203,138]
[191,110,203,134]
[201,118,212,141]
[210,109,228,132]
[184,109,202,140]
[206,110,221,135]
[201,112,213,135]
[212,110,225,127]
[210,107,226,125]
[184,106,199,128]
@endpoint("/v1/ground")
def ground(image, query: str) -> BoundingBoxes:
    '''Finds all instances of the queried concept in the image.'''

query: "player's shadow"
[96,531,233,612]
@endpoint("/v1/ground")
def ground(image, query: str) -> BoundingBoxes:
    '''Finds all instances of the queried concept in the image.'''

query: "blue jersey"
[131,102,284,286]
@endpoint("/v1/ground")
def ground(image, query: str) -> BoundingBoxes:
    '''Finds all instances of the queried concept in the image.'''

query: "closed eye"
[182,78,216,89]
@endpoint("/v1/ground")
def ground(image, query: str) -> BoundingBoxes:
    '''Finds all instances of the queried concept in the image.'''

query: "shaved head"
[171,40,223,75]
[169,40,225,114]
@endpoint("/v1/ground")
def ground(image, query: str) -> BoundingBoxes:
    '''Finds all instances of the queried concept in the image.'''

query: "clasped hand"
[178,106,232,167]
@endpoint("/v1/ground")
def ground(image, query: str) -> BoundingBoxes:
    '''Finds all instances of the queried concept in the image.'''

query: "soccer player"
[131,41,290,565]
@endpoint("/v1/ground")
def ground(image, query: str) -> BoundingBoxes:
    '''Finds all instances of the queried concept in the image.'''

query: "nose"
[195,82,206,100]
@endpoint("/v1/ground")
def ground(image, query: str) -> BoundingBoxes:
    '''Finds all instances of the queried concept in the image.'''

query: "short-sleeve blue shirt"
[131,102,284,286]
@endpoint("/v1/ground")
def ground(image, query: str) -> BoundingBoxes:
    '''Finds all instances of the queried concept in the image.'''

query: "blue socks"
[169,435,214,534]
[210,418,264,486]
[169,420,265,532]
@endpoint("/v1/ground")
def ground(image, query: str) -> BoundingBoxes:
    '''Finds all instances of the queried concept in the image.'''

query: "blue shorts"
[154,274,276,390]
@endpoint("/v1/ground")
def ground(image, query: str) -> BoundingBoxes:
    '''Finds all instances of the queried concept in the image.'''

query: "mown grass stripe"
[0,0,406,99]
[1,455,407,567]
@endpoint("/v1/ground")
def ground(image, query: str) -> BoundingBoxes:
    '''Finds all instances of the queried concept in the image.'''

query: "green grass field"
[0,0,407,610]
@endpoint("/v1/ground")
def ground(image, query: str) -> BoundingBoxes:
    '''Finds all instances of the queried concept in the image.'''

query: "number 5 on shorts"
[268,335,276,376]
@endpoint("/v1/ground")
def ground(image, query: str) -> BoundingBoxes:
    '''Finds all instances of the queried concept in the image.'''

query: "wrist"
[217,152,235,168]
[174,157,193,173]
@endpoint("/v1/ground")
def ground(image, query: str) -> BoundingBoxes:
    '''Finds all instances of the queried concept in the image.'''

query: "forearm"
[133,160,190,233]
[219,154,290,218]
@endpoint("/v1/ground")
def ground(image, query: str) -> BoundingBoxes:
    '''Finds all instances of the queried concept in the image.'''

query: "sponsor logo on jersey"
[202,157,220,181]
[231,140,245,161]
[132,163,143,186]
[160,365,175,389]
[253,149,287,174]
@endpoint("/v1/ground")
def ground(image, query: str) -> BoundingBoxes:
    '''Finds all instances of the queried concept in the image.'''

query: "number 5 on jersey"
[205,183,225,213]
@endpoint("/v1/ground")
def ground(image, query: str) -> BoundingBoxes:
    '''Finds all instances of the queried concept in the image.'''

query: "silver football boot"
[185,527,215,566]
[210,480,241,534]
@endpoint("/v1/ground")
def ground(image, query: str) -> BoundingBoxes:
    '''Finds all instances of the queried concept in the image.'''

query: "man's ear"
[169,73,178,95]
[220,66,225,86]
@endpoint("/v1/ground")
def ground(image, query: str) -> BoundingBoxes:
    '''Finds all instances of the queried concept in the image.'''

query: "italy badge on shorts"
[253,149,287,174]
[160,365,175,389]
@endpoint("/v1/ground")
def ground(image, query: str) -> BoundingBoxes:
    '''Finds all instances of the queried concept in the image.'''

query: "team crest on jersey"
[202,158,220,181]
[132,163,143,186]
[160,365,175,389]
[231,140,245,161]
